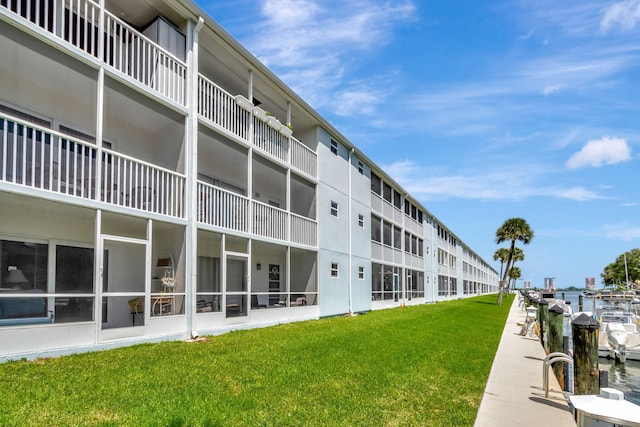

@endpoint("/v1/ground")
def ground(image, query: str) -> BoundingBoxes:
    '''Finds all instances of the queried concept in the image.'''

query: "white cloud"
[381,160,605,202]
[542,85,561,95]
[246,0,415,112]
[565,136,631,169]
[603,223,640,241]
[559,187,603,201]
[601,0,640,33]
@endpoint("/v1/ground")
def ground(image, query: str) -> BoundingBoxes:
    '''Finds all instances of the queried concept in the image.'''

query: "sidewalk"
[474,295,576,427]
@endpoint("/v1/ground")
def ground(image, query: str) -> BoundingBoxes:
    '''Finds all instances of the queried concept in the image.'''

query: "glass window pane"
[0,239,48,292]
[56,246,94,293]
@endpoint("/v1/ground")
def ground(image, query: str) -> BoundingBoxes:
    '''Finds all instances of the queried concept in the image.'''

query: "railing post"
[538,298,549,349]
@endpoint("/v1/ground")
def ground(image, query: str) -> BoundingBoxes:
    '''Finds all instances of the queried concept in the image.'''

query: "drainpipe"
[348,148,354,314]
[187,16,205,339]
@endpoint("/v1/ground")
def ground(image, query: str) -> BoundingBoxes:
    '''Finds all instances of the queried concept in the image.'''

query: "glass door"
[99,236,148,339]
[225,255,247,318]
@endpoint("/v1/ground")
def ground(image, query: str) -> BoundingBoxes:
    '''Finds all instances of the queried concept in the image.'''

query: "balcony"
[1,0,187,106]
[197,182,317,247]
[1,1,318,180]
[0,112,185,217]
[197,76,318,179]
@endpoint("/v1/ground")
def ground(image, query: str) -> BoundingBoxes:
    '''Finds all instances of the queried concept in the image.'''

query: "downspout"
[187,16,205,338]
[348,148,354,314]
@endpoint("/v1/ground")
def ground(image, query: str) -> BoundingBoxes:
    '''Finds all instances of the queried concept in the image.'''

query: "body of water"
[559,290,640,405]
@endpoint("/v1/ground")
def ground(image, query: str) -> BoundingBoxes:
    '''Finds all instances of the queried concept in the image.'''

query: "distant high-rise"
[524,281,531,289]
[544,277,556,291]
[585,277,596,290]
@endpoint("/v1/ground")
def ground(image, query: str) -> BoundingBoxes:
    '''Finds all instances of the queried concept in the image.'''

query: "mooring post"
[571,313,600,395]
[578,293,583,312]
[549,304,565,389]
[539,299,549,349]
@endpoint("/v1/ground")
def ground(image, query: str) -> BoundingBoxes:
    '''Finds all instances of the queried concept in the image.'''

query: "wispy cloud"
[381,160,606,202]
[242,0,415,110]
[603,223,640,241]
[600,0,640,33]
[565,136,632,169]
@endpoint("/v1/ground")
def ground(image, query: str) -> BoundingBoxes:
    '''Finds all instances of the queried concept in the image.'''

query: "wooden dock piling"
[571,313,600,395]
[549,304,565,389]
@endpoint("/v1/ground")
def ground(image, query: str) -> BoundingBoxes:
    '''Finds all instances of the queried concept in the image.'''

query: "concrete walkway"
[474,295,576,427]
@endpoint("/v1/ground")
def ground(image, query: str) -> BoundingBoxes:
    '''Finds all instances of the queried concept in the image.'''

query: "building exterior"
[0,0,498,361]
[585,277,595,290]
[544,277,556,291]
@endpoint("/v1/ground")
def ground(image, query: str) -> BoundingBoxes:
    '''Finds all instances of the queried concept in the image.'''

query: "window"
[371,173,381,195]
[393,191,402,209]
[358,266,365,280]
[358,161,364,175]
[358,214,365,228]
[330,139,338,155]
[383,222,392,246]
[405,232,411,253]
[418,238,424,257]
[371,216,382,242]
[393,225,402,250]
[330,201,339,217]
[383,183,392,203]
[0,238,95,325]
[331,263,339,278]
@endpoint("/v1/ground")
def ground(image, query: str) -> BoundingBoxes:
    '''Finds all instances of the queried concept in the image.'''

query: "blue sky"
[198,0,640,288]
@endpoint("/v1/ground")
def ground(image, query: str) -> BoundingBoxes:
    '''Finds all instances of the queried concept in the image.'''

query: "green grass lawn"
[0,294,513,426]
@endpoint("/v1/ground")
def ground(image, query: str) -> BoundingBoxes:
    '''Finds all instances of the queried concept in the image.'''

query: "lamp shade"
[6,268,28,285]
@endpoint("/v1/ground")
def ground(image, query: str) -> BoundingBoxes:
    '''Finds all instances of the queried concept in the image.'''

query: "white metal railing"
[291,137,317,178]
[100,150,185,217]
[197,75,251,141]
[1,0,187,105]
[1,113,96,198]
[290,213,317,247]
[253,118,288,162]
[1,0,57,33]
[197,182,249,233]
[103,10,186,104]
[252,200,287,241]
[0,113,185,217]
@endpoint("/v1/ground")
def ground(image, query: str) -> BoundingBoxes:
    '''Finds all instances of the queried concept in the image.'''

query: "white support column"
[94,0,105,198]
[93,209,102,343]
[347,148,354,314]
[185,17,205,337]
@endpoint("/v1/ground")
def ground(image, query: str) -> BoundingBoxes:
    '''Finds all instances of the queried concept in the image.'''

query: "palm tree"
[509,247,524,290]
[495,218,534,305]
[493,248,510,281]
[508,266,521,289]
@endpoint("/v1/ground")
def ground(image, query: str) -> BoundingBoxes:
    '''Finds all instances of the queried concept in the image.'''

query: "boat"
[569,388,640,427]
[598,310,640,363]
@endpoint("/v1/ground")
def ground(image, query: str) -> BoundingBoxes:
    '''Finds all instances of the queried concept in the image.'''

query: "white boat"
[598,310,640,363]
[570,388,640,427]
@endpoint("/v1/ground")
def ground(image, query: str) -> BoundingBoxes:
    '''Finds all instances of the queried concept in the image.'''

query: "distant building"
[524,281,531,289]
[585,277,596,290]
[544,277,556,291]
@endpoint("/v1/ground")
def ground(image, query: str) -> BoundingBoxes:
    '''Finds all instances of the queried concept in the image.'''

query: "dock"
[474,294,576,426]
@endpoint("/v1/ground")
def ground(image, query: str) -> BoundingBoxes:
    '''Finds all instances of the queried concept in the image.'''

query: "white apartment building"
[0,0,498,361]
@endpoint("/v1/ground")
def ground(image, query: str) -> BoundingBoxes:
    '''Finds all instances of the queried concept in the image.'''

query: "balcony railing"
[1,0,187,105]
[197,181,317,247]
[253,118,288,163]
[2,1,318,178]
[291,137,317,178]
[0,113,185,217]
[197,182,249,233]
[290,213,317,247]
[198,75,250,141]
